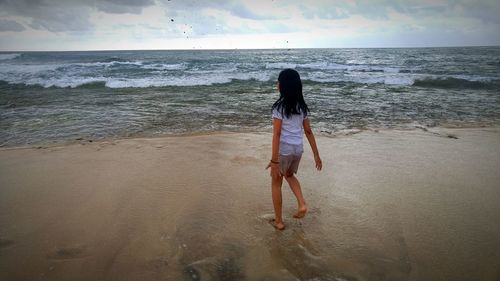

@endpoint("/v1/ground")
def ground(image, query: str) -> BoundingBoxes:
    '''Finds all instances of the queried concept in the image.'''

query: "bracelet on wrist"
[270,160,279,164]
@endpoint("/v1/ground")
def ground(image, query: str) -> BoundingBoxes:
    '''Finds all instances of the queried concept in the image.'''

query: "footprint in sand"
[48,246,86,260]
[258,213,275,221]
[0,238,15,249]
[231,155,260,164]
[148,255,169,271]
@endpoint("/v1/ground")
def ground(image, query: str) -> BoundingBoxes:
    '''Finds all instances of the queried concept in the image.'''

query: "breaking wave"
[1,74,497,89]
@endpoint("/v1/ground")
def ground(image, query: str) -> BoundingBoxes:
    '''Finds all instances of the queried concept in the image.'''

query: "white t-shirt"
[272,107,307,146]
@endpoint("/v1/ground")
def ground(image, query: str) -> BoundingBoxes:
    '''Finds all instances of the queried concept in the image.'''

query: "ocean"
[1,47,499,147]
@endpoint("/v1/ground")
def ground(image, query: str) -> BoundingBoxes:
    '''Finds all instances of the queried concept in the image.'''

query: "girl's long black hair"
[272,68,309,118]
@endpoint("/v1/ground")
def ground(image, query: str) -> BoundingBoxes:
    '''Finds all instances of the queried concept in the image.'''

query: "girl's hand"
[314,155,322,171]
[266,162,281,178]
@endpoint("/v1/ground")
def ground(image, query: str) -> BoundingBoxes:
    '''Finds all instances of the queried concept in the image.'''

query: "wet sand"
[0,128,499,281]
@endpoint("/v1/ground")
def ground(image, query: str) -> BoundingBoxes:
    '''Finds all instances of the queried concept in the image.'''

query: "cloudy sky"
[0,0,499,51]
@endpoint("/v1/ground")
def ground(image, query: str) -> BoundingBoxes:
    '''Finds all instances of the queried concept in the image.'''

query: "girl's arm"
[266,118,282,178]
[271,118,282,162]
[303,118,322,171]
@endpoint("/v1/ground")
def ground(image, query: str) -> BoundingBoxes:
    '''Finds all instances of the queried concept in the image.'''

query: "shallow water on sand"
[0,130,499,280]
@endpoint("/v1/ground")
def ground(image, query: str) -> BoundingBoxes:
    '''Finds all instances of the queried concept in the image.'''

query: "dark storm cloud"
[0,0,155,32]
[0,19,26,32]
[28,10,92,32]
[0,0,155,14]
[0,0,93,32]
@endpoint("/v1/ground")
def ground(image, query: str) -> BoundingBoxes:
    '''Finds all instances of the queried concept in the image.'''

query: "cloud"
[0,1,92,32]
[161,0,281,20]
[157,0,320,38]
[29,7,93,32]
[95,0,155,14]
[224,2,277,20]
[0,19,25,32]
[300,5,350,20]
[0,0,156,33]
[3,0,495,35]
[459,0,500,24]
[0,0,499,50]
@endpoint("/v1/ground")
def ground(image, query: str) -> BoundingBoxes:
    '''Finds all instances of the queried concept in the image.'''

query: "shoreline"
[2,125,499,151]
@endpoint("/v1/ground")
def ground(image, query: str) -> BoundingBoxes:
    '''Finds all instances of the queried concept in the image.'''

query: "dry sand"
[0,128,499,281]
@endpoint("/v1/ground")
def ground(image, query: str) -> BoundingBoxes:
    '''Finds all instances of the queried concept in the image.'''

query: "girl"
[266,69,322,230]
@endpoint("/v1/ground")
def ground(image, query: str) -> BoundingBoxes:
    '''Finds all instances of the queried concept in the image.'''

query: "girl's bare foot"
[269,219,285,230]
[293,206,307,218]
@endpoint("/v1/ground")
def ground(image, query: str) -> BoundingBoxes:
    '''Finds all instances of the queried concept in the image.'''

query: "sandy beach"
[0,127,499,281]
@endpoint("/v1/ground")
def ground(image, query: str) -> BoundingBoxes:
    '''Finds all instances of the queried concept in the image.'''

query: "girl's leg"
[284,174,307,218]
[271,175,285,230]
